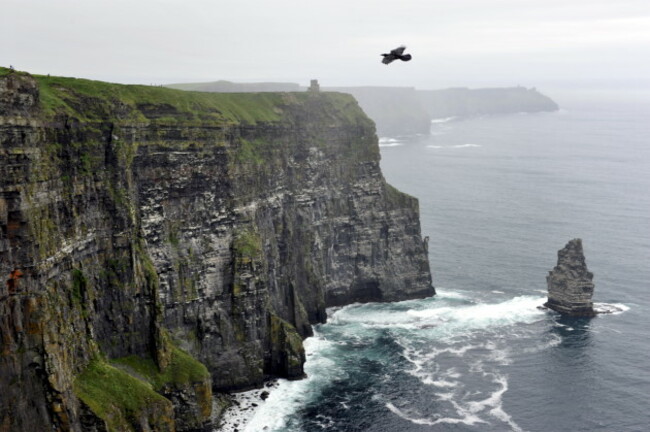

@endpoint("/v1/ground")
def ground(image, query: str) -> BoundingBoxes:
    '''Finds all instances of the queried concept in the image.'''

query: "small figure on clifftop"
[381,46,412,64]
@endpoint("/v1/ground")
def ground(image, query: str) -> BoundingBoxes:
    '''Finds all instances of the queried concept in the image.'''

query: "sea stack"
[545,238,596,317]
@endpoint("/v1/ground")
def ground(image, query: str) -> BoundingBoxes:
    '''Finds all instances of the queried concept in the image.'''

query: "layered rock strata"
[0,68,434,431]
[545,238,596,317]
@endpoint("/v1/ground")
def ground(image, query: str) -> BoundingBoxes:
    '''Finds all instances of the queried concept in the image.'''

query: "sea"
[218,90,650,432]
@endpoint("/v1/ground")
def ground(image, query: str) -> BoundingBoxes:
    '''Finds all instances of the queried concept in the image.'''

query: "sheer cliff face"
[0,70,433,431]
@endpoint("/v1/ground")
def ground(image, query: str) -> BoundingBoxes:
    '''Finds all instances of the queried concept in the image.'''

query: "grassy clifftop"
[1,66,368,128]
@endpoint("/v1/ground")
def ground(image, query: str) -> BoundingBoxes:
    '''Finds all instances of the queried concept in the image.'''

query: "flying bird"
[381,46,412,65]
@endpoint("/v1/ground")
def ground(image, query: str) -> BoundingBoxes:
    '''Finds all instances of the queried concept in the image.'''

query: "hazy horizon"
[3,0,650,95]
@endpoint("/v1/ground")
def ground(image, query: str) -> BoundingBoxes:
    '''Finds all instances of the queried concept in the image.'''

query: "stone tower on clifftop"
[308,79,320,93]
[545,238,596,317]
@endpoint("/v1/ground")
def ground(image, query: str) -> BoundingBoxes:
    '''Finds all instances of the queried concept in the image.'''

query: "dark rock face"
[0,71,40,115]
[545,239,596,317]
[134,92,435,391]
[0,70,434,431]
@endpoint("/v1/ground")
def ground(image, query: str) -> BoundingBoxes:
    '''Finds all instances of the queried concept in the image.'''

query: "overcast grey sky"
[3,0,650,90]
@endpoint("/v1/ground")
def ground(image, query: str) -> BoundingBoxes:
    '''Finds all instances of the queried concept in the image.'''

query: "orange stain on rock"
[6,269,23,294]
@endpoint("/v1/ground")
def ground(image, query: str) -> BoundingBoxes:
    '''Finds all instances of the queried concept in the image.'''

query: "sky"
[3,0,650,91]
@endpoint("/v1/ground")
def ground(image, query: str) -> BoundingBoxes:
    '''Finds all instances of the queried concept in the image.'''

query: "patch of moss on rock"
[233,229,262,262]
[112,345,212,430]
[269,313,306,379]
[73,358,175,432]
[112,346,210,391]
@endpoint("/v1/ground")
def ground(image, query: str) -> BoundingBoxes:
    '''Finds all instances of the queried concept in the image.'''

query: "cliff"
[0,67,434,431]
[418,86,559,119]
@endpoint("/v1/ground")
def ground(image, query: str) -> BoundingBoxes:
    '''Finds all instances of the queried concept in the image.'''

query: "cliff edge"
[0,67,434,431]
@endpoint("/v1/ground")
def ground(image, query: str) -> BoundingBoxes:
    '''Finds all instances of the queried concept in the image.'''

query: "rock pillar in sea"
[544,238,596,317]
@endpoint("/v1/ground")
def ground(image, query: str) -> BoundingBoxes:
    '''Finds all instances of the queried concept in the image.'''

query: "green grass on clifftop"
[34,72,288,124]
[1,67,371,130]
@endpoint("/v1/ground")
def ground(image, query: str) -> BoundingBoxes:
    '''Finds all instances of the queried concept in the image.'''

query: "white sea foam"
[520,334,562,354]
[482,375,525,432]
[434,289,470,300]
[430,378,459,387]
[391,296,547,431]
[594,302,630,314]
[386,402,487,426]
[378,137,403,147]
[447,295,546,325]
[395,368,524,431]
[406,295,546,336]
[331,295,547,343]
[453,143,482,148]
[431,116,457,124]
[222,334,340,432]
[329,305,418,328]
[385,403,437,425]
[491,406,525,432]
[426,143,482,149]
[216,381,280,432]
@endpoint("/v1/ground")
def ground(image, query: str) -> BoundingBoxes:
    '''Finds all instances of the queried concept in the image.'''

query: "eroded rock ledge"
[0,68,434,431]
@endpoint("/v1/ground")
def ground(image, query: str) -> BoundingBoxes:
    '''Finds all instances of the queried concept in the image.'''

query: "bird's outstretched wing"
[390,46,406,56]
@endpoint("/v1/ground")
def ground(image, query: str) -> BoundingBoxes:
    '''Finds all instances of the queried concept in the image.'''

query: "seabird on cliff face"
[381,46,412,64]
